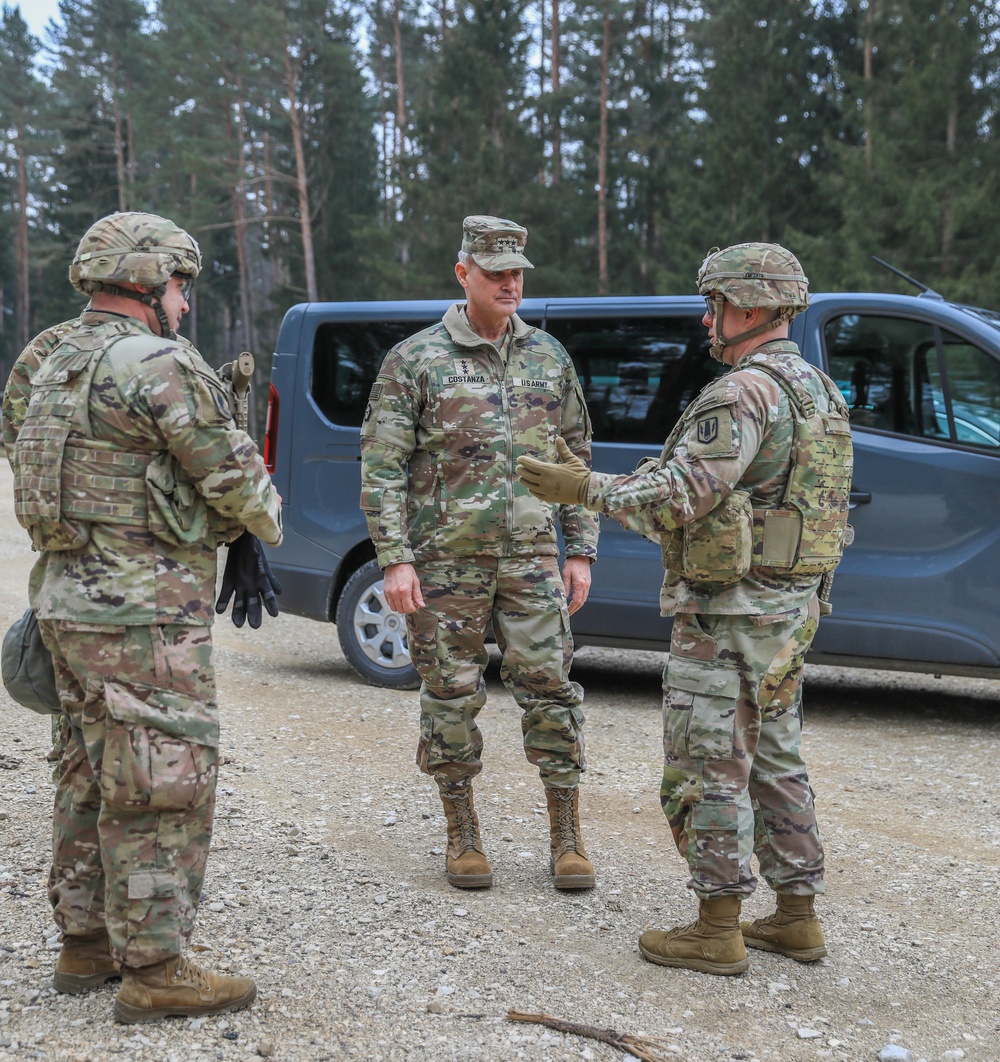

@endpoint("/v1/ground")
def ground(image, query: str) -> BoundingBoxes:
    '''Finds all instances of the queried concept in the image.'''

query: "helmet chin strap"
[709,296,789,362]
[85,281,176,340]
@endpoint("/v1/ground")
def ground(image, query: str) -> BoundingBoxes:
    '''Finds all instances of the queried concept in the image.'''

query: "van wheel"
[335,559,421,690]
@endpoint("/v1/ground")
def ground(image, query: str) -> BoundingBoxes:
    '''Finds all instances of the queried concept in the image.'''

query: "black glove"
[215,531,282,629]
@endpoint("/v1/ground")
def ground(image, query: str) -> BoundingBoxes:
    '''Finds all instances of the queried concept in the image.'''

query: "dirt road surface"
[0,460,997,1062]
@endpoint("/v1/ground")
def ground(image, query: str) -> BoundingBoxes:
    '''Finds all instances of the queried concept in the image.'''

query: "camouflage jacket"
[1,318,78,452]
[4,310,282,626]
[360,303,600,567]
[586,339,852,616]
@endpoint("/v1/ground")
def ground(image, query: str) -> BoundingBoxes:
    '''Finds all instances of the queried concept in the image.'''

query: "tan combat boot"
[545,787,595,889]
[53,929,120,994]
[113,955,256,1024]
[639,895,749,976]
[440,783,493,888]
[741,893,827,962]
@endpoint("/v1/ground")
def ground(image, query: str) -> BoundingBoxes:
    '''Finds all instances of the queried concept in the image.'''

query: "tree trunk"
[111,68,127,211]
[551,0,562,185]
[538,0,546,183]
[283,44,318,302]
[13,124,30,353]
[393,0,409,261]
[863,0,875,176]
[940,87,958,277]
[394,0,406,205]
[597,2,610,295]
[231,90,259,436]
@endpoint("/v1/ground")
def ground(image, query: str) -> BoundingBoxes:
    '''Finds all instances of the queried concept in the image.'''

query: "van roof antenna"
[871,256,944,300]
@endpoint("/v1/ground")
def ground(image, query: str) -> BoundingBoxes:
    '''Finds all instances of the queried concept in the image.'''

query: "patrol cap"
[461,215,534,271]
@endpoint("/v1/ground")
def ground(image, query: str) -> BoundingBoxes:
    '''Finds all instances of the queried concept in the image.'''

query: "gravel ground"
[0,460,998,1062]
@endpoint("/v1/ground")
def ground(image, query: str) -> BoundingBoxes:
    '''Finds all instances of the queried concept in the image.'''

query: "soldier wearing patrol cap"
[360,214,600,892]
[3,211,283,1021]
[518,242,853,975]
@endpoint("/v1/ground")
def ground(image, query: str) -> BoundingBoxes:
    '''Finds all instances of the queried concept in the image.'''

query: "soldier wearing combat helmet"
[360,214,600,893]
[3,211,283,1021]
[518,241,853,975]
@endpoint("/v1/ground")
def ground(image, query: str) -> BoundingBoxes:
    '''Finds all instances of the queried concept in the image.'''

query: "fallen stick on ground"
[506,1009,681,1061]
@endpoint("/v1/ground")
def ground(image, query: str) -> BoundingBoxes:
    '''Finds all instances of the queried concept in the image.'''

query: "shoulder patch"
[687,404,736,458]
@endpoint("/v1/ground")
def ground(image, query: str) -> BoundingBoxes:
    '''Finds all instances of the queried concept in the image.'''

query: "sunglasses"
[704,295,721,317]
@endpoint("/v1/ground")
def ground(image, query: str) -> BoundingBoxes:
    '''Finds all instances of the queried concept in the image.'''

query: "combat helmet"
[697,242,808,360]
[70,211,201,339]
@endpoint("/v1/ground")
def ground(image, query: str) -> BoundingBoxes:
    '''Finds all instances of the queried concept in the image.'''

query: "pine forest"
[1,0,998,385]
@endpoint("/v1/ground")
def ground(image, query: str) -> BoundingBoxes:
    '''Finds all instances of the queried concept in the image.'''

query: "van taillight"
[264,382,279,473]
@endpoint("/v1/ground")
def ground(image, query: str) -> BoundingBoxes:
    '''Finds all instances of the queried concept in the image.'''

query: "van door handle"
[849,489,872,508]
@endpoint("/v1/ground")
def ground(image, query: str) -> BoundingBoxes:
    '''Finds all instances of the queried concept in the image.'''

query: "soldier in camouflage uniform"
[3,212,282,1021]
[361,216,600,891]
[518,243,853,974]
[3,320,79,769]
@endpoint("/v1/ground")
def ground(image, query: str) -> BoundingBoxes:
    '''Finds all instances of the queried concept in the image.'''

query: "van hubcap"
[351,579,411,670]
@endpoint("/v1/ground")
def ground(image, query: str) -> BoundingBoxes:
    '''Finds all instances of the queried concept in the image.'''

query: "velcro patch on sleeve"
[687,406,735,457]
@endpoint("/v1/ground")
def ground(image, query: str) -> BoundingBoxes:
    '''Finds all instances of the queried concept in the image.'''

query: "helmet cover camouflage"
[461,215,534,271]
[70,211,202,297]
[697,242,808,317]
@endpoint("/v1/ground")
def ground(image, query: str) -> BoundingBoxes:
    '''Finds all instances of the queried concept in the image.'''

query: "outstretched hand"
[215,531,282,629]
[515,437,591,505]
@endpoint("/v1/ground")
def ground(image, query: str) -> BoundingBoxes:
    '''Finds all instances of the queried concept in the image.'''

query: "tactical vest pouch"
[13,419,91,551]
[146,454,211,547]
[753,507,848,575]
[748,360,853,578]
[680,489,753,584]
[146,455,243,547]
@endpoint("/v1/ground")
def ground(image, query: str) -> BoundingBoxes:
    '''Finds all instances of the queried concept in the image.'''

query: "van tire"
[335,559,421,690]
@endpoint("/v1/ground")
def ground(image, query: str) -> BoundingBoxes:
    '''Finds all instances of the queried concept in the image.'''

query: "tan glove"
[516,437,591,505]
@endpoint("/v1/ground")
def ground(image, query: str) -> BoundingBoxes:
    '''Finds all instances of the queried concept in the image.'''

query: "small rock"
[942,1052,965,1060]
[384,813,397,826]
[256,1040,274,1058]
[797,1027,822,1039]
[877,1046,914,1062]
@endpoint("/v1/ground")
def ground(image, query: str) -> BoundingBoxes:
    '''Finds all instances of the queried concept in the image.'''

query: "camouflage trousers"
[38,618,218,968]
[408,556,585,790]
[659,598,825,899]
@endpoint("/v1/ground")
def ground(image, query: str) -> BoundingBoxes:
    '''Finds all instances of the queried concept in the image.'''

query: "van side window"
[544,316,720,445]
[825,314,1000,450]
[939,333,1000,449]
[311,321,435,427]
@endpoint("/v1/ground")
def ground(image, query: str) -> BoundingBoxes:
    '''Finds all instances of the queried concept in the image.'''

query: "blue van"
[263,292,1000,688]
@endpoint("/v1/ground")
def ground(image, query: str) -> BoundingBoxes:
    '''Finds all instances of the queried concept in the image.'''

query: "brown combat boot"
[639,895,749,976]
[113,955,256,1024]
[741,893,827,962]
[440,783,493,889]
[53,929,120,994]
[545,787,595,889]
